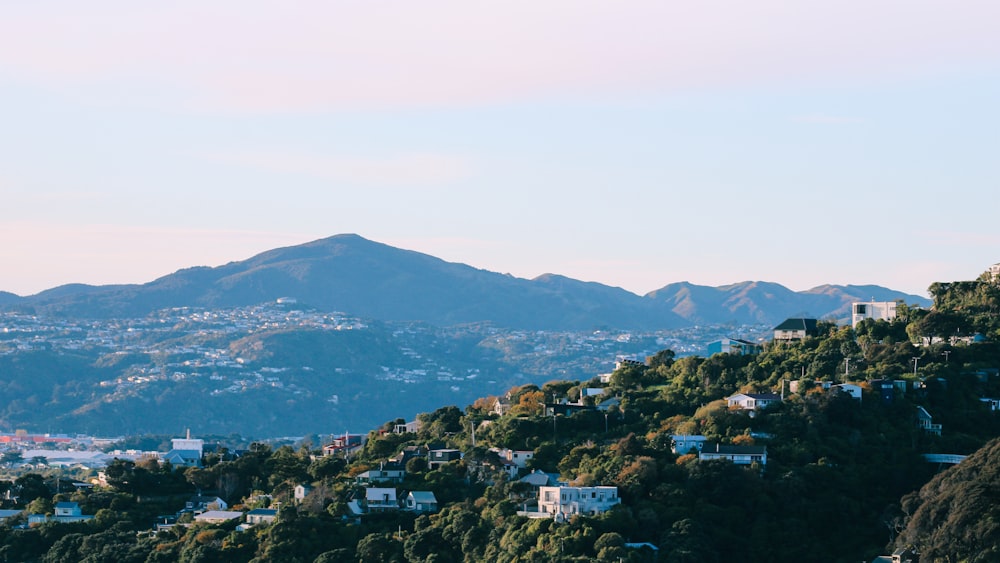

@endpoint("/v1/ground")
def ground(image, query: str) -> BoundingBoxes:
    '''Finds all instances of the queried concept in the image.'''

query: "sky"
[1,1,998,299]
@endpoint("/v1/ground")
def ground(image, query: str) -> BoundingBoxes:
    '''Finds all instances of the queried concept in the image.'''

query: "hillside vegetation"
[0,272,997,562]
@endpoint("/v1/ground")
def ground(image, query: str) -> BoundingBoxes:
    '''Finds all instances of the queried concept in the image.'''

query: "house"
[831,383,862,401]
[870,379,896,404]
[54,502,81,518]
[916,406,942,435]
[852,300,899,328]
[162,430,204,467]
[404,491,438,513]
[699,444,767,466]
[773,318,819,341]
[980,397,1000,411]
[671,435,708,455]
[0,509,22,524]
[580,387,606,399]
[546,402,597,416]
[356,463,406,484]
[29,502,94,524]
[537,486,621,520]
[294,484,313,502]
[393,420,421,434]
[726,393,781,411]
[244,508,278,526]
[322,434,364,456]
[388,445,426,465]
[365,487,398,512]
[194,510,243,524]
[186,495,228,511]
[427,449,462,470]
[494,448,534,469]
[872,547,917,563]
[492,395,514,416]
[596,397,621,412]
[706,338,763,356]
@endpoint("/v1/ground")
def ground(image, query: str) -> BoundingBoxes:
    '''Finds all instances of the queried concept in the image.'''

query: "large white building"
[537,486,620,519]
[851,300,899,328]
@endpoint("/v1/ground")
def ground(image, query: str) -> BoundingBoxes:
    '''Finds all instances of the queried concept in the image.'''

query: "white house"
[537,486,620,519]
[699,444,767,466]
[671,435,708,455]
[726,393,781,411]
[851,300,899,328]
[494,448,534,469]
[365,487,398,512]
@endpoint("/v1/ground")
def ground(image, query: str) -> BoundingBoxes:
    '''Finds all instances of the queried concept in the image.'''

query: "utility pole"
[942,350,951,363]
[912,357,920,377]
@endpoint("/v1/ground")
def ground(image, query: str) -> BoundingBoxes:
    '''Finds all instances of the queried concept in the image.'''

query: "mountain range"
[2,234,930,328]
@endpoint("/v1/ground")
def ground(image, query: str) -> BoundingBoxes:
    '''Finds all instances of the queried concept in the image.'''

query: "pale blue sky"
[2,1,998,298]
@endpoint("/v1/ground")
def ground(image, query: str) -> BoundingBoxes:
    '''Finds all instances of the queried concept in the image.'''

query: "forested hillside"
[0,274,998,562]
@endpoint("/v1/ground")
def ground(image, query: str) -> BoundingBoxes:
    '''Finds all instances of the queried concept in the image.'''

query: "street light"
[912,357,920,377]
[942,350,951,363]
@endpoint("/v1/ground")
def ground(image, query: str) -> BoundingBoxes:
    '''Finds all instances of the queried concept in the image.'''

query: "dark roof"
[773,318,819,332]
[745,393,781,401]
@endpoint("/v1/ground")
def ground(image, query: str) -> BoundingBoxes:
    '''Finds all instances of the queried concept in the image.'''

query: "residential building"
[186,495,228,511]
[773,318,819,341]
[832,383,862,401]
[194,510,243,524]
[404,491,438,513]
[494,448,534,469]
[699,444,767,466]
[671,435,708,455]
[244,508,278,526]
[356,464,405,485]
[294,484,313,502]
[322,434,364,456]
[706,338,763,356]
[537,486,620,520]
[917,406,942,435]
[726,393,781,411]
[365,487,398,512]
[428,449,462,470]
[851,300,899,328]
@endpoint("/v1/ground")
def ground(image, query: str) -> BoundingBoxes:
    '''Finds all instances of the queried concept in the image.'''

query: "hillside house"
[294,484,313,502]
[537,486,621,520]
[163,430,204,468]
[194,510,243,524]
[831,383,862,401]
[773,318,819,341]
[244,508,277,526]
[699,444,767,466]
[851,300,899,328]
[186,495,228,511]
[428,449,462,470]
[322,434,364,456]
[916,406,942,435]
[365,487,398,513]
[706,338,763,356]
[494,448,534,469]
[404,491,438,513]
[356,464,406,485]
[671,435,708,455]
[726,393,781,411]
